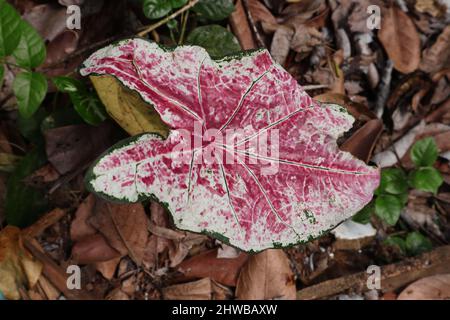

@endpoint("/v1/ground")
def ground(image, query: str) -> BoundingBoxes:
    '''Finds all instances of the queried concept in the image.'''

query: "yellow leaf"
[90,75,169,137]
[0,226,43,300]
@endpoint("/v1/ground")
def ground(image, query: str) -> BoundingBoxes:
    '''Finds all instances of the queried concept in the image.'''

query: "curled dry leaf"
[398,274,450,300]
[0,226,43,300]
[175,249,248,287]
[420,25,450,74]
[70,194,97,242]
[235,249,296,300]
[89,201,149,266]
[90,75,169,137]
[81,39,379,252]
[378,5,421,74]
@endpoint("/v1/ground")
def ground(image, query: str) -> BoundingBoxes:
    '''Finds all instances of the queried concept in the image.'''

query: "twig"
[178,10,190,45]
[302,84,330,91]
[137,0,199,37]
[241,0,266,48]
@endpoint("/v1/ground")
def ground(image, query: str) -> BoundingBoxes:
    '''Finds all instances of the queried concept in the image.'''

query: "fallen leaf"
[44,122,116,175]
[229,0,257,50]
[235,249,296,299]
[415,0,447,17]
[70,194,97,242]
[340,119,384,163]
[162,278,213,300]
[89,201,149,266]
[420,25,450,74]
[247,0,278,25]
[398,274,450,299]
[175,249,248,286]
[90,75,169,137]
[378,5,421,74]
[0,226,43,300]
[80,39,380,252]
[314,92,377,121]
[71,233,121,264]
[270,25,294,65]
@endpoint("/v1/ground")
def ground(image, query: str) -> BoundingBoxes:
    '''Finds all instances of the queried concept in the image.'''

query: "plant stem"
[137,0,199,37]
[178,10,190,45]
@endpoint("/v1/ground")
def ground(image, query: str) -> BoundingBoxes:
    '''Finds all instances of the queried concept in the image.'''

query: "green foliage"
[12,21,46,68]
[0,0,47,118]
[375,194,403,226]
[53,76,108,125]
[193,0,235,21]
[409,167,443,194]
[384,232,432,256]
[410,137,438,167]
[0,0,23,57]
[352,202,374,224]
[0,64,3,87]
[5,146,48,227]
[13,72,48,118]
[143,0,172,19]
[358,137,443,227]
[186,25,240,57]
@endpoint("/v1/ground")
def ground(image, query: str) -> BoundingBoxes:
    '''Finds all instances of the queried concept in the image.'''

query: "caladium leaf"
[80,38,380,252]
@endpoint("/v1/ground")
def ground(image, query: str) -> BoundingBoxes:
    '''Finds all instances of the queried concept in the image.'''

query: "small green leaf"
[13,71,48,118]
[0,0,24,56]
[377,168,408,195]
[170,0,188,9]
[167,18,178,30]
[409,167,443,194]
[52,76,84,93]
[352,202,374,224]
[12,21,46,68]
[193,0,235,21]
[410,137,439,167]
[384,235,406,253]
[70,91,108,125]
[405,232,432,256]
[186,25,240,57]
[17,108,47,143]
[143,0,172,19]
[5,146,48,227]
[375,194,403,225]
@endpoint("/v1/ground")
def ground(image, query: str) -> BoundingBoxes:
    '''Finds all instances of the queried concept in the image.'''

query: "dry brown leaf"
[415,0,447,17]
[70,194,97,242]
[229,0,256,50]
[95,257,121,281]
[89,201,149,266]
[378,6,421,74]
[247,0,278,25]
[162,278,213,300]
[398,274,450,299]
[270,25,294,65]
[0,226,43,300]
[176,249,248,287]
[314,92,376,121]
[71,233,121,264]
[340,119,384,163]
[235,249,296,300]
[420,25,450,74]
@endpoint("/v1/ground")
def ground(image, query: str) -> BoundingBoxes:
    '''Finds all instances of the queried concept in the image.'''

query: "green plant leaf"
[0,0,23,57]
[70,91,108,125]
[410,137,438,167]
[352,202,374,224]
[186,25,240,57]
[52,76,84,93]
[13,71,48,118]
[377,168,408,195]
[167,18,178,30]
[143,0,172,19]
[405,232,432,256]
[375,194,403,225]
[170,0,188,9]
[193,0,235,21]
[12,21,46,68]
[17,108,47,143]
[5,146,48,227]
[384,235,406,253]
[409,167,443,194]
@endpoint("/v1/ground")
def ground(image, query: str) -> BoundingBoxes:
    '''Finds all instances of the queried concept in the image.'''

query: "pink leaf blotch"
[80,38,379,252]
